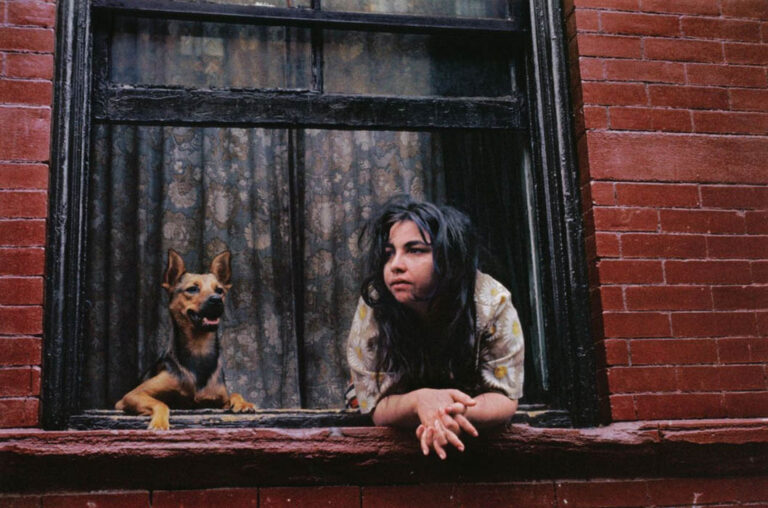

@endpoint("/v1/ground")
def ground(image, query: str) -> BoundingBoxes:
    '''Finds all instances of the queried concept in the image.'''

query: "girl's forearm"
[463,392,518,427]
[371,392,420,427]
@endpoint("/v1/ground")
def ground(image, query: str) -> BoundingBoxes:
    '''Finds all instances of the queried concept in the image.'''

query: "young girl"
[347,197,524,459]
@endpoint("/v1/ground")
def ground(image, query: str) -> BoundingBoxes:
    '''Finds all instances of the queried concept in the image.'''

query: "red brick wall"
[2,477,768,507]
[0,0,766,429]
[0,0,54,428]
[565,0,768,421]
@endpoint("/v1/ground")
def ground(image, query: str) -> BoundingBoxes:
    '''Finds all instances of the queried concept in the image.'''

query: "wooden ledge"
[1,419,766,493]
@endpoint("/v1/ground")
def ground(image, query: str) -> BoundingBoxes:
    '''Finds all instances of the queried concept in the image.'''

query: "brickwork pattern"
[0,0,53,428]
[566,0,768,420]
[2,477,768,507]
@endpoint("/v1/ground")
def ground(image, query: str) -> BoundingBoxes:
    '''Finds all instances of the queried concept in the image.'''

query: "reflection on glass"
[184,0,310,5]
[323,30,513,96]
[110,17,312,89]
[323,0,508,18]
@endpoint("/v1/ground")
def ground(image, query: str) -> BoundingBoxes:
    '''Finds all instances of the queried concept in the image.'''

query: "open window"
[45,0,597,429]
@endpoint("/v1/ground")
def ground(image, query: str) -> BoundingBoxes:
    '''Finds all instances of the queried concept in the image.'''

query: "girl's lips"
[390,281,411,289]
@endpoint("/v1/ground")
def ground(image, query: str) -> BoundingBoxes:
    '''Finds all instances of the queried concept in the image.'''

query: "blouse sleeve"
[346,297,397,414]
[476,279,525,400]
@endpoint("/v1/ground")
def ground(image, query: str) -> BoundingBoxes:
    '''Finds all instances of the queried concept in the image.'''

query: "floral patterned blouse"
[346,271,525,414]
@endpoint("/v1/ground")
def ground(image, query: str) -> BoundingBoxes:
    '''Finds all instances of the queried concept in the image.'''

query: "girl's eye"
[185,286,199,294]
[215,287,224,295]
[384,248,394,258]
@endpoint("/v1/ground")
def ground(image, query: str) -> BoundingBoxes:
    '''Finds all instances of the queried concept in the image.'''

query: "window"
[45,0,597,429]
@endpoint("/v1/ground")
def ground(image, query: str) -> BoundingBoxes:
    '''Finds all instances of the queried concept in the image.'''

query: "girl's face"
[383,220,437,316]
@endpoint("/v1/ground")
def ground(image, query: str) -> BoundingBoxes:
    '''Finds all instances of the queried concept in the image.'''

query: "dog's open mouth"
[187,309,222,330]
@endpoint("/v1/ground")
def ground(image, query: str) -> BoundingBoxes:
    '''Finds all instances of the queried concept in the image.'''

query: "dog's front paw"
[229,393,256,413]
[148,406,170,430]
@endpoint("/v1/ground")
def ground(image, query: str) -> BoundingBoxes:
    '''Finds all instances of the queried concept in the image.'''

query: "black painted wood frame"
[43,0,598,428]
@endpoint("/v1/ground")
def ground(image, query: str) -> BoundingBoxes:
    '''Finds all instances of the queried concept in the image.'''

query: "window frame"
[43,0,598,429]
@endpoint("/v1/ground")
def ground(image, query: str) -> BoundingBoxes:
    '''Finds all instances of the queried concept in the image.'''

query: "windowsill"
[1,418,766,492]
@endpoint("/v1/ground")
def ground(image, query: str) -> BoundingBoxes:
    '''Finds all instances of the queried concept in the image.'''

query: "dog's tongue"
[203,317,220,326]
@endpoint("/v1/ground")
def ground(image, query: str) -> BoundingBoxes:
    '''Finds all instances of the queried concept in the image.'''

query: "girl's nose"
[390,250,406,273]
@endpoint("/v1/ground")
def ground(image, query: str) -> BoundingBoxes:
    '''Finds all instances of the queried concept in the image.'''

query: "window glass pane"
[323,30,514,96]
[323,0,508,18]
[109,17,312,89]
[188,0,311,5]
[85,124,545,410]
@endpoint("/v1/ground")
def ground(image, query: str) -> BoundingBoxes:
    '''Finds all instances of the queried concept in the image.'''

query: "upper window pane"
[109,17,312,89]
[323,0,509,18]
[323,30,514,97]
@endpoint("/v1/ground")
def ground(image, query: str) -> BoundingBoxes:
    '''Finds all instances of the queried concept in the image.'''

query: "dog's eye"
[215,287,224,295]
[185,286,199,294]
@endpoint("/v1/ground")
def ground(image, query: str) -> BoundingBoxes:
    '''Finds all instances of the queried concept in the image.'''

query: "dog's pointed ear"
[162,249,186,291]
[210,250,232,288]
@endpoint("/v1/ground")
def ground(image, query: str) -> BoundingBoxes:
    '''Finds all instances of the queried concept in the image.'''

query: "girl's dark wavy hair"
[360,196,479,396]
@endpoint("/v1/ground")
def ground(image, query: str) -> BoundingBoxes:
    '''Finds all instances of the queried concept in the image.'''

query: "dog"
[116,248,255,430]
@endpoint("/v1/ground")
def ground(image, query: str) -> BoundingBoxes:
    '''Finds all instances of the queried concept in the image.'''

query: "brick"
[0,27,54,52]
[757,310,768,335]
[725,42,768,65]
[598,259,664,283]
[713,285,768,310]
[43,492,150,508]
[0,277,43,305]
[723,391,768,417]
[625,286,712,311]
[591,181,615,205]
[676,366,721,391]
[575,9,600,31]
[687,63,767,88]
[604,59,685,83]
[635,393,725,419]
[603,312,671,338]
[0,79,52,106]
[0,397,38,427]
[7,0,56,28]
[0,337,41,365]
[452,483,557,508]
[576,34,643,58]
[718,365,766,390]
[609,394,636,420]
[731,88,768,111]
[362,485,461,508]
[648,477,768,506]
[600,286,624,310]
[722,0,768,20]
[593,207,658,231]
[708,235,768,259]
[556,480,649,507]
[0,306,42,334]
[665,260,753,285]
[0,248,45,275]
[0,107,52,161]
[579,57,604,80]
[604,339,629,365]
[694,111,768,135]
[582,81,647,106]
[660,209,746,234]
[608,366,677,392]
[601,12,680,36]
[621,233,707,258]
[746,211,768,233]
[587,132,768,184]
[682,17,763,42]
[595,232,620,257]
[0,191,47,217]
[754,261,768,282]
[153,488,260,508]
[583,105,608,128]
[640,0,721,16]
[671,311,757,337]
[0,164,48,189]
[645,39,724,63]
[701,185,768,209]
[574,0,639,9]
[649,85,729,109]
[630,338,718,364]
[0,366,40,396]
[609,107,692,132]
[718,337,768,363]
[6,53,54,79]
[0,220,45,246]
[615,183,699,208]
